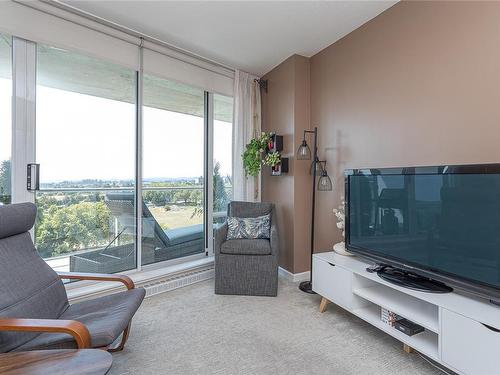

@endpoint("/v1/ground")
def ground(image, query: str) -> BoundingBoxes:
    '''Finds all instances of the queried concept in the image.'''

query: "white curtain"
[232,70,262,202]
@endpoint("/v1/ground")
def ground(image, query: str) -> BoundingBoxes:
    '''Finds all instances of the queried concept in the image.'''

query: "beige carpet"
[109,278,441,375]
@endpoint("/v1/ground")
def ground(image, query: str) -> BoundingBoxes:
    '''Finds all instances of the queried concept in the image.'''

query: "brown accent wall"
[311,0,500,253]
[262,1,500,273]
[261,55,312,274]
[292,56,312,274]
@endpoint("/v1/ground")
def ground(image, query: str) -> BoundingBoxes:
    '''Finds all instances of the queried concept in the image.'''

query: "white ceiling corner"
[62,0,398,76]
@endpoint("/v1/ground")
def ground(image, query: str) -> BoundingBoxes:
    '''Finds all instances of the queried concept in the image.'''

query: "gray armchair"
[214,201,279,296]
[0,203,145,353]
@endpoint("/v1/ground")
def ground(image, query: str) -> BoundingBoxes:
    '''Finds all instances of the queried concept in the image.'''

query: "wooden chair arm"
[0,318,91,349]
[57,272,135,290]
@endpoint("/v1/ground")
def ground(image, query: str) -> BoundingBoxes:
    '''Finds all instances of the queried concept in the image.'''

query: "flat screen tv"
[345,164,500,301]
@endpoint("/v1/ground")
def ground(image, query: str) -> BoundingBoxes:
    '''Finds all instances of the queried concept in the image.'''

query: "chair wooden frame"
[0,272,136,352]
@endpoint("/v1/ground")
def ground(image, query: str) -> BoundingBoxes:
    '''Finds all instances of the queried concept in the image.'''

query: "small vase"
[333,241,354,256]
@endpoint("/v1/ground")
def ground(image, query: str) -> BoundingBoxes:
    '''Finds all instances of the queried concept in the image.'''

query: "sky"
[1,83,232,183]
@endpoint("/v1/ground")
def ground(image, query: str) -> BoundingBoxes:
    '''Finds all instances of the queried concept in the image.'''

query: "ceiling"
[63,1,397,76]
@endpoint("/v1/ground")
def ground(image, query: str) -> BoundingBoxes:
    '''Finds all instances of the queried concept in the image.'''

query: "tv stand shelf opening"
[352,275,439,333]
[352,299,439,361]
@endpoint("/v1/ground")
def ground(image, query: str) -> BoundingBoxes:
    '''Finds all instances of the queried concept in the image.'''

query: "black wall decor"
[267,132,288,176]
[268,133,283,153]
[271,157,289,176]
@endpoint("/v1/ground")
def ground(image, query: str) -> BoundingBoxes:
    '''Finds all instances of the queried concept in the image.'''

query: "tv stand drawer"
[312,257,353,309]
[442,308,500,374]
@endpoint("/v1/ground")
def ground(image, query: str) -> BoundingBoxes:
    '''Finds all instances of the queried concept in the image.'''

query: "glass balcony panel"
[141,186,204,265]
[37,189,136,274]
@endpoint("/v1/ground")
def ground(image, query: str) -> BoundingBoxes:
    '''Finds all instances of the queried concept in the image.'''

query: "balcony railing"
[38,186,203,192]
[36,185,231,273]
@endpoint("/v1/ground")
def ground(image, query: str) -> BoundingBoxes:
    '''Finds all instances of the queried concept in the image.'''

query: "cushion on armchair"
[226,214,271,240]
[220,239,271,255]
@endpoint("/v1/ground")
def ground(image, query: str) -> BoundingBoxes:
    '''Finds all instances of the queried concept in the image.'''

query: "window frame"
[9,37,233,275]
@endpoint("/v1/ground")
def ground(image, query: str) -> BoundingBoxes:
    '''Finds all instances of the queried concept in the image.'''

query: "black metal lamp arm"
[298,127,319,294]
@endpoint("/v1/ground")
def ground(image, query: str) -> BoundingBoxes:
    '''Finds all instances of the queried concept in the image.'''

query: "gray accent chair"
[0,203,145,353]
[214,201,279,296]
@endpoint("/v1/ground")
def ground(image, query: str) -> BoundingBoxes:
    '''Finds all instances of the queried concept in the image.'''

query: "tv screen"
[345,164,500,298]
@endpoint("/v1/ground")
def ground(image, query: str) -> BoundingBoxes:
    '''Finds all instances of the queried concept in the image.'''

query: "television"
[345,164,500,301]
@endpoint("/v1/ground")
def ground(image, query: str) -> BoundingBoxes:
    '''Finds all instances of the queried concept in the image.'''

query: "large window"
[5,34,233,275]
[35,44,137,273]
[142,74,205,265]
[0,34,12,205]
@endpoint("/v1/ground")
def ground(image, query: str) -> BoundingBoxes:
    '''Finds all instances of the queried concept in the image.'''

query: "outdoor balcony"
[39,184,230,273]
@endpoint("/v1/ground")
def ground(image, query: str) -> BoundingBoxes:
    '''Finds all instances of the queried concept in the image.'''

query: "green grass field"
[149,205,203,230]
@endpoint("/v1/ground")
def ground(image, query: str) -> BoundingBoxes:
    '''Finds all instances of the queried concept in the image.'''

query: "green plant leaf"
[242,133,271,177]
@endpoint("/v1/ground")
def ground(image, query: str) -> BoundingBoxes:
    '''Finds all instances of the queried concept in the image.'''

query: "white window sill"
[66,255,214,302]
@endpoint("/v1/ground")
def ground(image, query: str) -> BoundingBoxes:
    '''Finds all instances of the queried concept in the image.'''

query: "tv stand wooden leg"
[403,344,414,354]
[319,297,331,313]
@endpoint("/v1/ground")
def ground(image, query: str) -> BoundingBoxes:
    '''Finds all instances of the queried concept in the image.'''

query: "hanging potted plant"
[242,133,268,176]
[242,132,282,177]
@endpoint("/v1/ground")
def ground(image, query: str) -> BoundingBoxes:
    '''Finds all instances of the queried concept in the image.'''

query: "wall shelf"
[268,133,283,152]
[267,132,288,176]
[271,157,289,176]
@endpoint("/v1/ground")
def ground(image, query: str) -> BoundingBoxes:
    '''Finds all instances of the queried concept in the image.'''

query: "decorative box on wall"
[271,158,289,176]
[268,132,289,176]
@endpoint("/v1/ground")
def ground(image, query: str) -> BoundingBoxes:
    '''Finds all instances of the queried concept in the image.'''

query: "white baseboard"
[67,257,214,303]
[279,267,310,282]
[142,267,214,298]
[68,260,308,302]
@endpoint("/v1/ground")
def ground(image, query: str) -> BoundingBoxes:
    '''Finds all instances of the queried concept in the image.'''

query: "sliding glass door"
[142,74,206,265]
[6,36,233,274]
[35,44,137,273]
[0,34,12,205]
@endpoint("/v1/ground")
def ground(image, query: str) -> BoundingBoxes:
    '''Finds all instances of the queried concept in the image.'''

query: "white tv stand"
[312,252,500,375]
